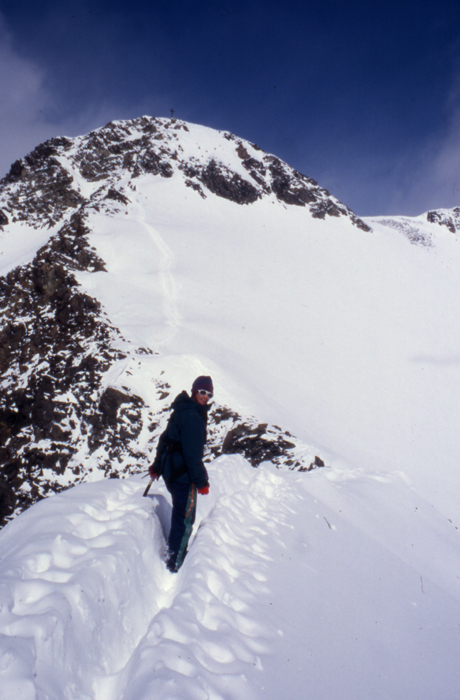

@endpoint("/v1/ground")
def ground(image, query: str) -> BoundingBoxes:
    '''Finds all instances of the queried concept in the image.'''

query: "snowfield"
[1,118,460,699]
[2,458,460,700]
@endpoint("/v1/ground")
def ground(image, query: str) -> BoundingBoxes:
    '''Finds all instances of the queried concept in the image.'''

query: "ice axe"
[143,470,160,497]
[143,479,153,497]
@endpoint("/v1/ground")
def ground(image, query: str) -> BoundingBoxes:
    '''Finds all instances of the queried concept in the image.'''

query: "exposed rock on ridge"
[0,116,370,231]
[2,139,84,228]
[367,205,460,248]
[426,207,460,233]
[0,209,155,525]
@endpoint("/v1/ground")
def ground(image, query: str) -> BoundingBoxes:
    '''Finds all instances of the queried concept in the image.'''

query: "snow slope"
[1,117,460,698]
[1,458,459,700]
[75,160,460,515]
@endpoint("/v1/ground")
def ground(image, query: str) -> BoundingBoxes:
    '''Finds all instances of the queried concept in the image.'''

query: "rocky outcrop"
[426,208,460,233]
[0,209,151,526]
[204,406,326,472]
[198,160,260,204]
[1,139,84,228]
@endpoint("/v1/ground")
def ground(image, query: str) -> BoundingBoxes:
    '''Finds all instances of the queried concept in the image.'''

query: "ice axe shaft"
[143,479,153,497]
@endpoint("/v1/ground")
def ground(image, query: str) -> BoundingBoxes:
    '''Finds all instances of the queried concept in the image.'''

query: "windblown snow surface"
[1,120,460,699]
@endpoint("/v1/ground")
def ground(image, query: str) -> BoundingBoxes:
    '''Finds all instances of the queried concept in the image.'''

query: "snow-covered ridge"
[0,460,309,700]
[365,206,460,248]
[2,447,460,699]
[0,116,370,231]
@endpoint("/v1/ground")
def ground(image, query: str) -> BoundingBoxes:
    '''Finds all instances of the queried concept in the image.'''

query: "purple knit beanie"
[191,375,214,395]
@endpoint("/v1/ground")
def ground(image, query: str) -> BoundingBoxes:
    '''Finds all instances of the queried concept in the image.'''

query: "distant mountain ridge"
[366,206,460,248]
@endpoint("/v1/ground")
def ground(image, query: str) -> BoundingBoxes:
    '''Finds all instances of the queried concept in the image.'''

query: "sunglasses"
[197,389,213,398]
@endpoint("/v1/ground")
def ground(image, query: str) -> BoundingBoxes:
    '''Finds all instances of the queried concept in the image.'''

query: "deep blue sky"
[2,0,460,215]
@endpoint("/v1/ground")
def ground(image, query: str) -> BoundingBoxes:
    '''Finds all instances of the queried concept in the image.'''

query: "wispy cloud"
[0,14,132,177]
[0,15,56,175]
[307,102,460,219]
[380,69,460,217]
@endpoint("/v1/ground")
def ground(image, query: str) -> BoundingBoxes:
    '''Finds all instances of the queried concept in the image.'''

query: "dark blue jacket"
[153,391,210,489]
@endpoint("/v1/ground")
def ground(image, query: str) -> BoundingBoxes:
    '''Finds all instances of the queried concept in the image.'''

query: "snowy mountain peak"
[0,116,370,232]
[1,114,459,530]
[3,116,356,526]
[2,117,460,700]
